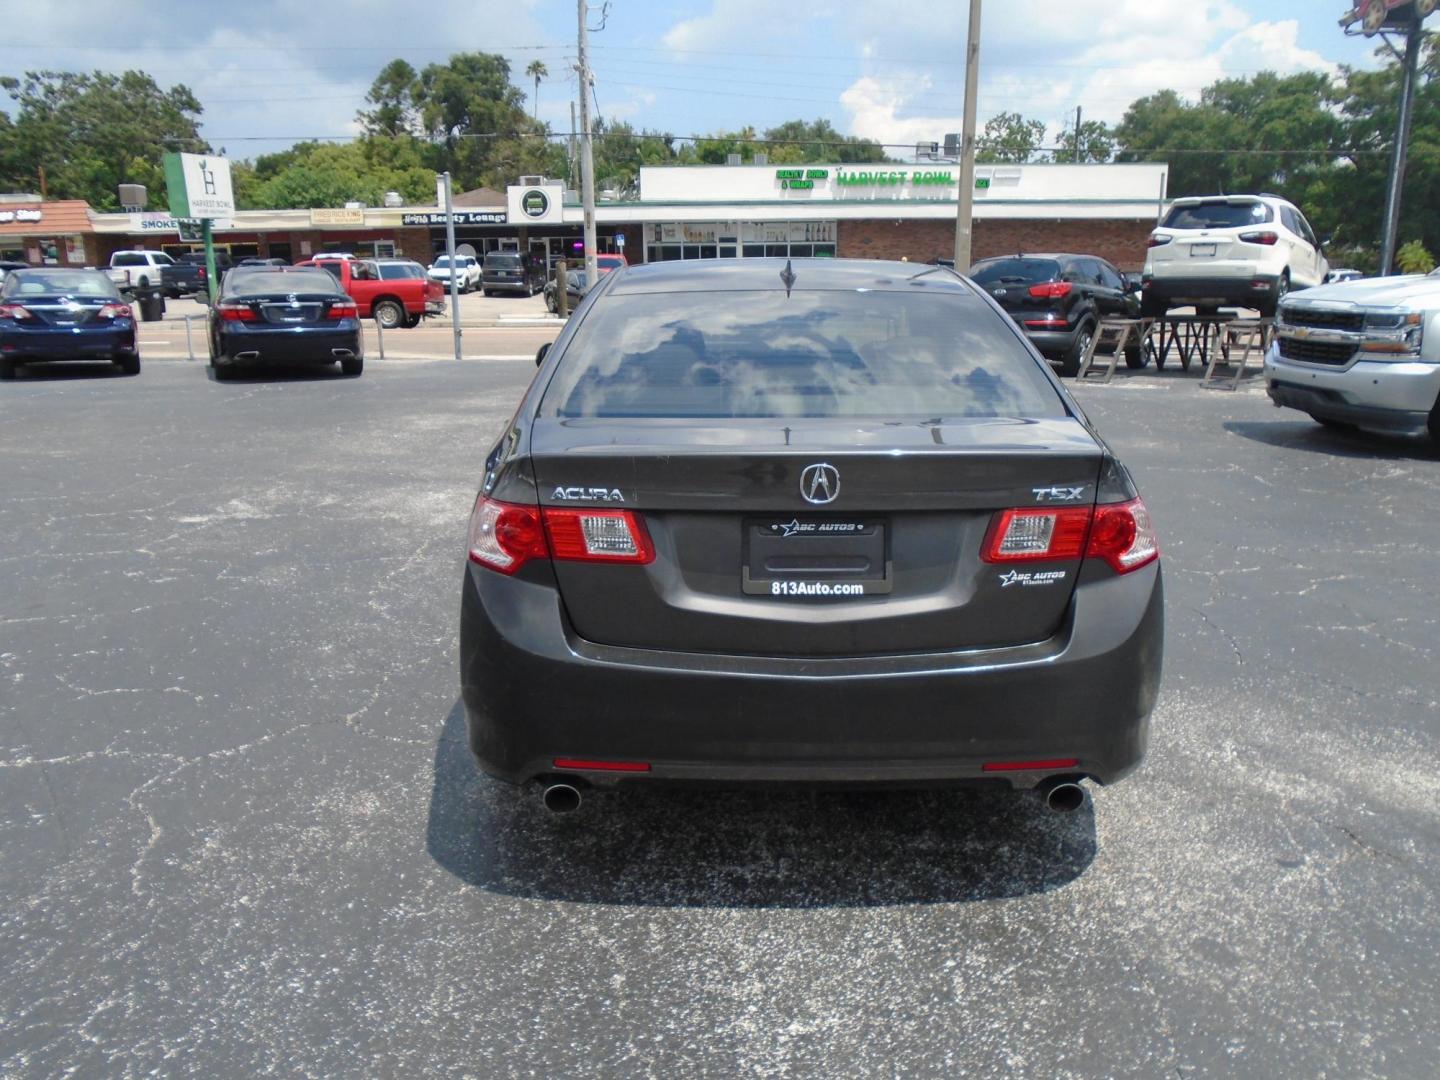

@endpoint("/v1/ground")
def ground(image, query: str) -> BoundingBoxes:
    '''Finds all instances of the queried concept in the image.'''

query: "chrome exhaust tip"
[1038,778,1086,813]
[541,782,582,814]
[331,348,355,358]
[234,351,259,361]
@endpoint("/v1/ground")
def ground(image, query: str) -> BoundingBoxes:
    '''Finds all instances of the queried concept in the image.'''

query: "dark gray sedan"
[460,259,1163,815]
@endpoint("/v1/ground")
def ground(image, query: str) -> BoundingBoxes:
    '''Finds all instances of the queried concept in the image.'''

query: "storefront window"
[647,221,836,263]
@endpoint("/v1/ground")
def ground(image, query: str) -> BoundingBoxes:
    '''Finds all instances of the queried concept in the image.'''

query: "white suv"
[1142,194,1328,318]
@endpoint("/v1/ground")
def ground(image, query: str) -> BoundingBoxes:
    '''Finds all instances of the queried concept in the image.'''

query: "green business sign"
[975,177,991,189]
[774,166,956,192]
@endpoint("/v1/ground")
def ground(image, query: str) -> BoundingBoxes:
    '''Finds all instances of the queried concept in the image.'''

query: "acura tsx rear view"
[460,259,1163,812]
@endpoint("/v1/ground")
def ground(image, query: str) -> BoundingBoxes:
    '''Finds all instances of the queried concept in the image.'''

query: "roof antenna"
[779,258,796,297]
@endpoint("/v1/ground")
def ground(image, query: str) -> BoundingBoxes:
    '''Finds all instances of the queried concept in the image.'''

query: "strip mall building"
[1,161,1168,274]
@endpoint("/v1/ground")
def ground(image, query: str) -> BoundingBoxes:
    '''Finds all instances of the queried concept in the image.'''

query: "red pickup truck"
[297,256,443,329]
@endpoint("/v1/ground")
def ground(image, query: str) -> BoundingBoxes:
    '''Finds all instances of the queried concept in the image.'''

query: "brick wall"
[395,228,434,264]
[838,218,1155,272]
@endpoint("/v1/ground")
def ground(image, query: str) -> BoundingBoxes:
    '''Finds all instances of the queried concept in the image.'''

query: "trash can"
[136,289,165,322]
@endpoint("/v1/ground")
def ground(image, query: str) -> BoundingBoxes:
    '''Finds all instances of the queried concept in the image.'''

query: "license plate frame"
[1189,243,1217,257]
[741,517,892,597]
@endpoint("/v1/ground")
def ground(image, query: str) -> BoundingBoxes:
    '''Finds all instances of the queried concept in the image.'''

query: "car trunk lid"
[529,417,1103,656]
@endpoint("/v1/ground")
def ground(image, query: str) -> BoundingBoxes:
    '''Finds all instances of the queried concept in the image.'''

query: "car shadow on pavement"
[206,363,359,383]
[3,361,131,380]
[1224,419,1440,461]
[426,701,1097,908]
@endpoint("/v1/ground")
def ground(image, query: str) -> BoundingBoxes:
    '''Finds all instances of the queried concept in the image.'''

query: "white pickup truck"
[1265,268,1440,443]
[106,250,174,293]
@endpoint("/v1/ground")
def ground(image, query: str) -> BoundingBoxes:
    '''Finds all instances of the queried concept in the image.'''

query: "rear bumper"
[1023,325,1083,357]
[1264,349,1440,433]
[1143,273,1278,307]
[483,279,530,293]
[0,324,136,359]
[460,562,1163,790]
[215,323,363,366]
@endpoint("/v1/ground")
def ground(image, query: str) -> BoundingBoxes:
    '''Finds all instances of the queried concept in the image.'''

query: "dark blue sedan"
[208,266,363,380]
[0,268,139,379]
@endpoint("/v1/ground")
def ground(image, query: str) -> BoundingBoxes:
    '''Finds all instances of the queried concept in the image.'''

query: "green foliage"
[1055,119,1114,163]
[0,69,205,209]
[1396,239,1436,274]
[243,138,437,209]
[977,112,1046,163]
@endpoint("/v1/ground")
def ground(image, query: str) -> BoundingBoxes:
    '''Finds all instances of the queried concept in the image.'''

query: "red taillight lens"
[552,758,651,772]
[216,304,256,322]
[1023,318,1069,329]
[467,496,548,574]
[327,302,359,320]
[1027,281,1073,299]
[97,303,132,320]
[980,499,1158,574]
[467,498,656,574]
[1239,231,1278,246]
[1147,234,1172,247]
[983,758,1080,772]
[544,508,655,564]
[1085,498,1159,573]
[981,507,1091,563]
[0,303,33,319]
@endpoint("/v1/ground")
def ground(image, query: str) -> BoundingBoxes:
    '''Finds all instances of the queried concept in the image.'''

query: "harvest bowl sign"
[775,167,956,197]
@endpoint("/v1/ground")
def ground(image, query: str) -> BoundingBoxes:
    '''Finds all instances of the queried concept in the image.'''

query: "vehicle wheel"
[341,355,363,377]
[0,357,16,380]
[405,314,422,328]
[1060,324,1093,378]
[546,293,557,314]
[373,300,404,330]
[1260,271,1289,318]
[1429,397,1440,446]
[1124,339,1148,369]
[115,354,141,376]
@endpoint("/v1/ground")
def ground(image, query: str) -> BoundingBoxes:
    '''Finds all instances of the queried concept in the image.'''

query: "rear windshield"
[968,258,1061,285]
[541,290,1062,420]
[3,270,119,298]
[223,269,341,297]
[485,254,520,268]
[1161,201,1273,229]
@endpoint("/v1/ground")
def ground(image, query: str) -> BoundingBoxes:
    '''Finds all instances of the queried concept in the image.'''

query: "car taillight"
[0,303,33,319]
[467,497,548,574]
[544,508,655,564]
[327,302,359,319]
[980,498,1158,574]
[1027,281,1073,299]
[216,304,256,322]
[97,303,132,320]
[466,498,656,574]
[1147,234,1172,247]
[982,507,1091,562]
[1085,498,1159,573]
[1239,231,1279,246]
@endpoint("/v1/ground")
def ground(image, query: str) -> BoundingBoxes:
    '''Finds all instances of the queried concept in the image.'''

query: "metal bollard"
[375,315,385,360]
[184,314,195,361]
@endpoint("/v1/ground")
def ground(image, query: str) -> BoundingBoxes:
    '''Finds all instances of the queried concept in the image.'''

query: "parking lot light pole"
[953,0,982,272]
[442,171,462,360]
[577,0,599,283]
[1378,17,1423,276]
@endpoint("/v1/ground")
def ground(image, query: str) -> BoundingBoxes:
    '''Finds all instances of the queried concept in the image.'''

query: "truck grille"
[1278,337,1357,366]
[1282,307,1364,332]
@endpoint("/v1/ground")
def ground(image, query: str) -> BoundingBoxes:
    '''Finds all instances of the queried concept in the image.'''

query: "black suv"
[481,251,545,296]
[968,254,1143,376]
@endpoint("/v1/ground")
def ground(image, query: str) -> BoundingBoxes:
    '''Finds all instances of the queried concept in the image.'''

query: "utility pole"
[953,0,983,271]
[576,0,599,282]
[441,171,462,360]
[1074,105,1083,163]
[1378,17,1422,275]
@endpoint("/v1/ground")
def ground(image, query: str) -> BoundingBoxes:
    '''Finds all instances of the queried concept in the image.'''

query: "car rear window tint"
[485,255,521,268]
[542,290,1063,420]
[379,263,421,279]
[968,258,1061,285]
[224,269,340,296]
[1161,202,1273,229]
[5,270,119,298]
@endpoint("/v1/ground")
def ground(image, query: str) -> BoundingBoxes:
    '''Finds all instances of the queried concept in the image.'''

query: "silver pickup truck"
[1264,268,1440,443]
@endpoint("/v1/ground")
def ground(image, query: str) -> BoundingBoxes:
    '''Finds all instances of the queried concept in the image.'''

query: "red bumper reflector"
[552,758,651,772]
[983,758,1080,772]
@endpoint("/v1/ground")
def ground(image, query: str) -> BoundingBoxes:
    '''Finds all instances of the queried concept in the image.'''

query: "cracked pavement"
[2,361,1438,1077]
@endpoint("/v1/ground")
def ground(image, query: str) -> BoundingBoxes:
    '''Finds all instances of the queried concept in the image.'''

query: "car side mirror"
[536,342,550,368]
[1318,232,1333,248]
[1124,276,1142,294]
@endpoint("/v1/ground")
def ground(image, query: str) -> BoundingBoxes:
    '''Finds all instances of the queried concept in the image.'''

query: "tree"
[1055,119,1114,164]
[977,112,1046,163]
[358,59,420,138]
[526,60,548,123]
[759,119,887,163]
[1396,240,1435,274]
[0,70,205,209]
[243,138,436,209]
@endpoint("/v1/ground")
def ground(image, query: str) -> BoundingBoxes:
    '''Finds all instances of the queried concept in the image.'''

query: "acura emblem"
[800,463,840,504]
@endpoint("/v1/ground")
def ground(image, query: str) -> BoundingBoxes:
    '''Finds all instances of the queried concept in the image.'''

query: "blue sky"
[0,0,1397,159]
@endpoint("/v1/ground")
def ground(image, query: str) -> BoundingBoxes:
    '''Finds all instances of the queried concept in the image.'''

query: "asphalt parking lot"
[3,361,1438,1077]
